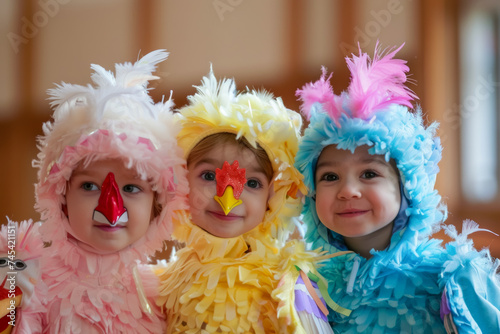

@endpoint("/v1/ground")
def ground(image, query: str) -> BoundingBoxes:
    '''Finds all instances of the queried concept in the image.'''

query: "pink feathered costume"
[33,50,188,333]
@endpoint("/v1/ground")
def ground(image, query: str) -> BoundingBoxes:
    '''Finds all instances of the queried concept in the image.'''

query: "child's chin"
[77,239,129,254]
[204,227,239,239]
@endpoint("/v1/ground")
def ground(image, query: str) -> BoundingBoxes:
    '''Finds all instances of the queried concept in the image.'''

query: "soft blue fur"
[295,101,500,333]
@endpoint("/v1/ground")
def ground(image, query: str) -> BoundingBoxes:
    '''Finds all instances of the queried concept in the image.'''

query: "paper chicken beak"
[92,172,128,226]
[214,186,243,216]
[213,161,246,216]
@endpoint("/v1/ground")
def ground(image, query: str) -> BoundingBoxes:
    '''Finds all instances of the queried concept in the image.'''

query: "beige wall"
[1,0,498,256]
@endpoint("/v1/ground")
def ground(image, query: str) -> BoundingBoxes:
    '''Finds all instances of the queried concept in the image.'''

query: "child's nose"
[337,179,361,199]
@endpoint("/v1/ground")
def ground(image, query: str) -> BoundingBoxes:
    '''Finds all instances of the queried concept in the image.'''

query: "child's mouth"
[337,210,368,217]
[95,224,126,232]
[209,210,241,221]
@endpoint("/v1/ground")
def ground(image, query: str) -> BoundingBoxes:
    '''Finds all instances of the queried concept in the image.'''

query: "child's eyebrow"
[316,160,339,170]
[316,155,389,169]
[360,156,390,166]
[71,168,141,180]
[190,157,219,168]
[70,169,91,177]
[245,165,267,176]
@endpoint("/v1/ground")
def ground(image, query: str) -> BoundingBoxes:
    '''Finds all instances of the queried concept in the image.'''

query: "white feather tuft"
[90,64,116,87]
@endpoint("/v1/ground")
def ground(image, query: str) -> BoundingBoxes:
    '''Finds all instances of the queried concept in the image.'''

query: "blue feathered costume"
[294,44,500,333]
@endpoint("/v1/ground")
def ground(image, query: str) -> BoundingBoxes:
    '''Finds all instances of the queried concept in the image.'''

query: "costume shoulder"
[440,220,500,333]
[291,272,335,334]
[0,219,45,334]
[272,239,349,334]
[157,222,322,333]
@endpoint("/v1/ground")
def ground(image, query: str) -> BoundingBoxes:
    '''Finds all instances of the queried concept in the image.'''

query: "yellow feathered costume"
[156,69,324,333]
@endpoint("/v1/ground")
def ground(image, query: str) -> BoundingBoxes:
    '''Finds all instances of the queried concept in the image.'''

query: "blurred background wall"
[1,0,499,256]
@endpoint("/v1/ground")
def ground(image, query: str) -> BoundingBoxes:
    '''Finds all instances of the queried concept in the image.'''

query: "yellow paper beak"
[214,186,242,215]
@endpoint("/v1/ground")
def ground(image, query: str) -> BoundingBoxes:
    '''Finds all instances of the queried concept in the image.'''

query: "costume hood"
[33,50,188,261]
[295,44,447,254]
[175,68,306,246]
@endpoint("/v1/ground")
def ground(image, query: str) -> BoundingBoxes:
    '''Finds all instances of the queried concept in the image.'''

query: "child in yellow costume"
[156,69,337,333]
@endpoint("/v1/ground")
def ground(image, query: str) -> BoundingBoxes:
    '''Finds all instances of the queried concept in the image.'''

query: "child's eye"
[319,173,338,182]
[123,184,141,193]
[362,170,378,179]
[81,182,99,191]
[201,171,216,181]
[246,179,262,189]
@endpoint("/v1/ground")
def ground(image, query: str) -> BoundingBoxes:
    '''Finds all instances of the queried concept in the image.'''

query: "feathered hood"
[33,50,188,261]
[175,68,306,245]
[294,44,447,253]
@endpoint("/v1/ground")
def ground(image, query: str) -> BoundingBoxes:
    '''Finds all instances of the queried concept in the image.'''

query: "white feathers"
[191,66,237,111]
[443,219,498,245]
[37,49,173,181]
[115,49,168,88]
[91,64,116,87]
[47,49,168,122]
[461,219,498,237]
[47,82,93,114]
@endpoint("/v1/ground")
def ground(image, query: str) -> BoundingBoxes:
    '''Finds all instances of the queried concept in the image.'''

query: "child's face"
[314,145,400,240]
[187,141,271,238]
[65,158,154,254]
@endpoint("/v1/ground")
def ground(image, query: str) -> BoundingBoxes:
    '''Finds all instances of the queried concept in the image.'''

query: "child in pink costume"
[33,50,188,333]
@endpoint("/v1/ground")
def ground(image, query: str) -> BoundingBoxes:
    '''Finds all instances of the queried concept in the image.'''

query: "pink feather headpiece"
[297,43,417,122]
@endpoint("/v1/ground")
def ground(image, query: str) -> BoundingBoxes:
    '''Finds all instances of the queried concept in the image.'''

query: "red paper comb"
[215,161,246,199]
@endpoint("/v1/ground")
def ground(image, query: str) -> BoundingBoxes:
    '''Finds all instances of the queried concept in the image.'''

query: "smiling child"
[156,69,332,333]
[295,44,500,333]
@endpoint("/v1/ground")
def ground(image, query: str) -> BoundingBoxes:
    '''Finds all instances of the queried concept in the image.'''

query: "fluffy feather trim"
[296,67,340,122]
[297,43,416,123]
[346,43,416,119]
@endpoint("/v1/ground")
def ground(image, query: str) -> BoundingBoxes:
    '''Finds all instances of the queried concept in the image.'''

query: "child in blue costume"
[294,44,500,333]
